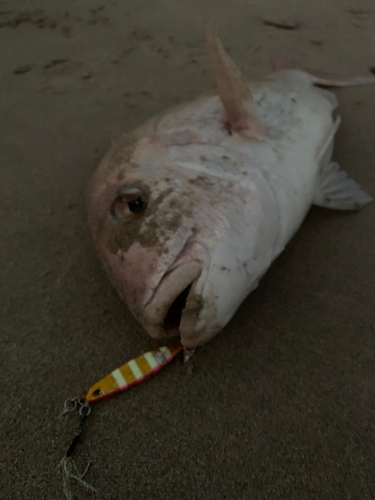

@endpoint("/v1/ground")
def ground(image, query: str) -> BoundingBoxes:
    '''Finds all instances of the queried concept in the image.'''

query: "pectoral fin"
[314,162,372,210]
[206,21,266,139]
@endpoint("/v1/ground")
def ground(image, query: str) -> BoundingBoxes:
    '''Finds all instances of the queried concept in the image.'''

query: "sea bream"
[87,24,374,349]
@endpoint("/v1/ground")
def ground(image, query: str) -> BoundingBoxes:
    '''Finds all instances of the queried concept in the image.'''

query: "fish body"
[87,26,373,348]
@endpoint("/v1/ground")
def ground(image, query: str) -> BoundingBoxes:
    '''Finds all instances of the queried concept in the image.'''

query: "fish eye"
[128,196,147,214]
[111,187,148,220]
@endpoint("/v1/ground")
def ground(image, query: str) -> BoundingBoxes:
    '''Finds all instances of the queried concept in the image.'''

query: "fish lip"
[143,233,201,310]
[142,238,210,339]
[142,263,202,339]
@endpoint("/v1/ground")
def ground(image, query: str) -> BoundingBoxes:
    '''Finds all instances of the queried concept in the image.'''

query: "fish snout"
[142,240,210,343]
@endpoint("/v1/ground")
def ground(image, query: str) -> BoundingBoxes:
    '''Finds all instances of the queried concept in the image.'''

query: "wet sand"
[1,0,375,498]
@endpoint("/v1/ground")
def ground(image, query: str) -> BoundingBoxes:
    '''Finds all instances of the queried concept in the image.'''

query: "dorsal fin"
[206,21,266,139]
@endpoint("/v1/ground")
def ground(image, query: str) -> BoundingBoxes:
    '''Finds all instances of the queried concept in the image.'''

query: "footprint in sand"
[40,59,93,92]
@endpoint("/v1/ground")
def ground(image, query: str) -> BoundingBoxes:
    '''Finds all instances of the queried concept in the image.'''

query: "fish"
[87,23,374,349]
[85,343,183,402]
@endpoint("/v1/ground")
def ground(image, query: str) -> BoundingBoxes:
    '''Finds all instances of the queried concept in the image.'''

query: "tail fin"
[271,52,375,87]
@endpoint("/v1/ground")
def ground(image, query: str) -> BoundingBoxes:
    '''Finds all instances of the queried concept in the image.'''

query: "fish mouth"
[142,236,210,341]
[142,260,203,339]
[163,283,192,334]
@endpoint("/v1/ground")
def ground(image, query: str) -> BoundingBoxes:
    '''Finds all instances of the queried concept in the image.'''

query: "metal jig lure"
[58,343,183,499]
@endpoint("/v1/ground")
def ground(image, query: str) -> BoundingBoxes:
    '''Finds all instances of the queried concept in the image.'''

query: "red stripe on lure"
[85,343,183,403]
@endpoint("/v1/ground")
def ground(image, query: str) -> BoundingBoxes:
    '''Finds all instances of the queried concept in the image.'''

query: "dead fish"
[87,23,374,348]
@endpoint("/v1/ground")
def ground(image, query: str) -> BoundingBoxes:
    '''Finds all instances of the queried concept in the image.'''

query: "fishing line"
[57,398,96,499]
[57,343,184,499]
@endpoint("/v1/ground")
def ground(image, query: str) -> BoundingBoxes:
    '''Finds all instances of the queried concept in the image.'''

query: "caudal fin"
[271,52,375,87]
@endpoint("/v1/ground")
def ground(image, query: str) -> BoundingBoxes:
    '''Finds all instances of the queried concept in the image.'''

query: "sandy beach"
[1,0,375,498]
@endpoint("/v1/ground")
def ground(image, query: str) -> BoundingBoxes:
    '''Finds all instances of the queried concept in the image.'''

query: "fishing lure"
[85,343,183,402]
[58,343,183,499]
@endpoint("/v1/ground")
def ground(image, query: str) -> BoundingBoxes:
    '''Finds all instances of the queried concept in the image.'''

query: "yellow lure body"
[85,344,182,402]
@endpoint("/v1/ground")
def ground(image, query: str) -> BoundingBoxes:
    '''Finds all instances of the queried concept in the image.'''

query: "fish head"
[87,24,282,348]
[87,126,273,348]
